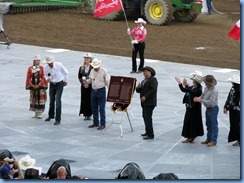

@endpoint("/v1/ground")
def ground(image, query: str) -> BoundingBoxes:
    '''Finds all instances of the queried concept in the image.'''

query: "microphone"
[48,73,51,81]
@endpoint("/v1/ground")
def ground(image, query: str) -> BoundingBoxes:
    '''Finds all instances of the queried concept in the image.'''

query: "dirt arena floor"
[2,0,240,69]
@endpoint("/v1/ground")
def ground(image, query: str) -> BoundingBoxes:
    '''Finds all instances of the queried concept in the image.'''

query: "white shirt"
[88,67,110,90]
[44,62,69,83]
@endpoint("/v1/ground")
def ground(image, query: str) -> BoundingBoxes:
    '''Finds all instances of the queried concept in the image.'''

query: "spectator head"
[24,168,39,179]
[57,166,67,179]
[18,155,36,170]
[0,164,10,177]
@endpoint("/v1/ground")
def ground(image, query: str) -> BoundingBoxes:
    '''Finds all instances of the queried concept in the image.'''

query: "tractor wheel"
[144,0,173,25]
[91,0,123,20]
[173,9,198,23]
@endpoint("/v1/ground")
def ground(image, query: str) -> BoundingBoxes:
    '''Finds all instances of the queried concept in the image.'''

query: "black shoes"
[84,116,91,120]
[88,124,98,128]
[45,117,53,121]
[130,70,136,73]
[141,133,147,137]
[143,136,154,140]
[53,121,60,125]
[97,125,105,130]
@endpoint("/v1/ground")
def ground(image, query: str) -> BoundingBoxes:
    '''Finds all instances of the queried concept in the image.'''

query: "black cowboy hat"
[141,66,156,76]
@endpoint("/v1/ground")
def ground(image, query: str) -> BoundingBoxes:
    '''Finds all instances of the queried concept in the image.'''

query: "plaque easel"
[103,107,133,137]
[104,76,136,137]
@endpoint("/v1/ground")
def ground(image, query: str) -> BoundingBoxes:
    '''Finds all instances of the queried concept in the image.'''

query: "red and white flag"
[94,0,123,18]
[228,19,240,40]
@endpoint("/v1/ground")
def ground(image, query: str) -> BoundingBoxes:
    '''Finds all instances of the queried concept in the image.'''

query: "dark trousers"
[132,42,145,72]
[48,81,64,122]
[142,106,155,137]
[91,87,106,126]
[228,110,240,142]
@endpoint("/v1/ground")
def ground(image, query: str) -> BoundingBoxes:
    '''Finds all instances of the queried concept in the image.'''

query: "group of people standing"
[175,71,240,147]
[25,55,69,125]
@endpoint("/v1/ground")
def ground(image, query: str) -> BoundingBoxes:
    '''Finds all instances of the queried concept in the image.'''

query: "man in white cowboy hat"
[44,55,69,125]
[194,75,219,146]
[127,18,147,74]
[86,58,110,130]
[224,75,240,146]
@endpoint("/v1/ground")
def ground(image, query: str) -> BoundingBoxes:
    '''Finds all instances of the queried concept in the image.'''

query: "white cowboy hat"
[18,155,36,170]
[84,53,93,58]
[135,18,146,25]
[190,70,203,84]
[91,58,101,68]
[33,55,41,61]
[190,70,203,77]
[45,55,55,64]
[228,75,240,84]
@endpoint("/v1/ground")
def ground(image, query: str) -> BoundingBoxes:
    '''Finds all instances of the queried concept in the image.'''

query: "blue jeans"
[206,0,212,14]
[205,106,219,143]
[48,81,64,122]
[91,87,106,126]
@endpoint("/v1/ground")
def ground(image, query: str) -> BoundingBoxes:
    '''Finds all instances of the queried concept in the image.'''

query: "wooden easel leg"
[103,111,115,134]
[126,110,133,131]
[120,112,124,137]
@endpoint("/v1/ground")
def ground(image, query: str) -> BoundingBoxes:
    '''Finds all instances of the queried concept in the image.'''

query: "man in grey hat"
[136,66,158,139]
[44,56,69,125]
[194,75,219,146]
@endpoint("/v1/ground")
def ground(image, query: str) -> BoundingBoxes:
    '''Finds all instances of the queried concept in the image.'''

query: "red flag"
[228,19,240,40]
[94,0,123,18]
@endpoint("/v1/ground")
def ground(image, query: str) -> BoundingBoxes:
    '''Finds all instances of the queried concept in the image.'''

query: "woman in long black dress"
[224,75,240,146]
[175,71,204,143]
[78,53,93,120]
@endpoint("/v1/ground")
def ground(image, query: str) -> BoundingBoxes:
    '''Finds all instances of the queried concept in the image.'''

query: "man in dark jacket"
[136,66,158,139]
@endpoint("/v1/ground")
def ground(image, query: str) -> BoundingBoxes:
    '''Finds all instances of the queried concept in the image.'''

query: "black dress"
[78,65,93,117]
[178,84,204,138]
[224,84,240,142]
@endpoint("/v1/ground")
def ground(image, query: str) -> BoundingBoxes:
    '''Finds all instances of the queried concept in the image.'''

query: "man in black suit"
[136,66,158,139]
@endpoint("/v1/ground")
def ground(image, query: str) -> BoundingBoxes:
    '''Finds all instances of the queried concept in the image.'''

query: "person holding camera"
[78,53,93,120]
[0,158,23,179]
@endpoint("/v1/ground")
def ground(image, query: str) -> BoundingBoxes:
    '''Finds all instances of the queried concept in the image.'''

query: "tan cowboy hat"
[228,75,240,84]
[33,55,41,61]
[45,55,55,64]
[91,58,101,68]
[135,18,146,25]
[203,75,217,86]
[190,70,203,84]
[141,66,156,76]
[18,155,36,170]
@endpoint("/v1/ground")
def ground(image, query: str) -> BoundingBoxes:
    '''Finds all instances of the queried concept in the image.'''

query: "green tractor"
[2,0,90,14]
[91,0,202,25]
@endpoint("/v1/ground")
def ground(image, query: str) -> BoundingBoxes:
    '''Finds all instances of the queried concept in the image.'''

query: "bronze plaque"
[107,76,136,104]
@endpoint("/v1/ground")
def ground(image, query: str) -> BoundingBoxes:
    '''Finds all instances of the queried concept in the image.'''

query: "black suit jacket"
[136,76,158,107]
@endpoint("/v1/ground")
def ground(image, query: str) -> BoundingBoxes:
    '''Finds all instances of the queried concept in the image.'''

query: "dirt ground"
[2,0,240,69]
